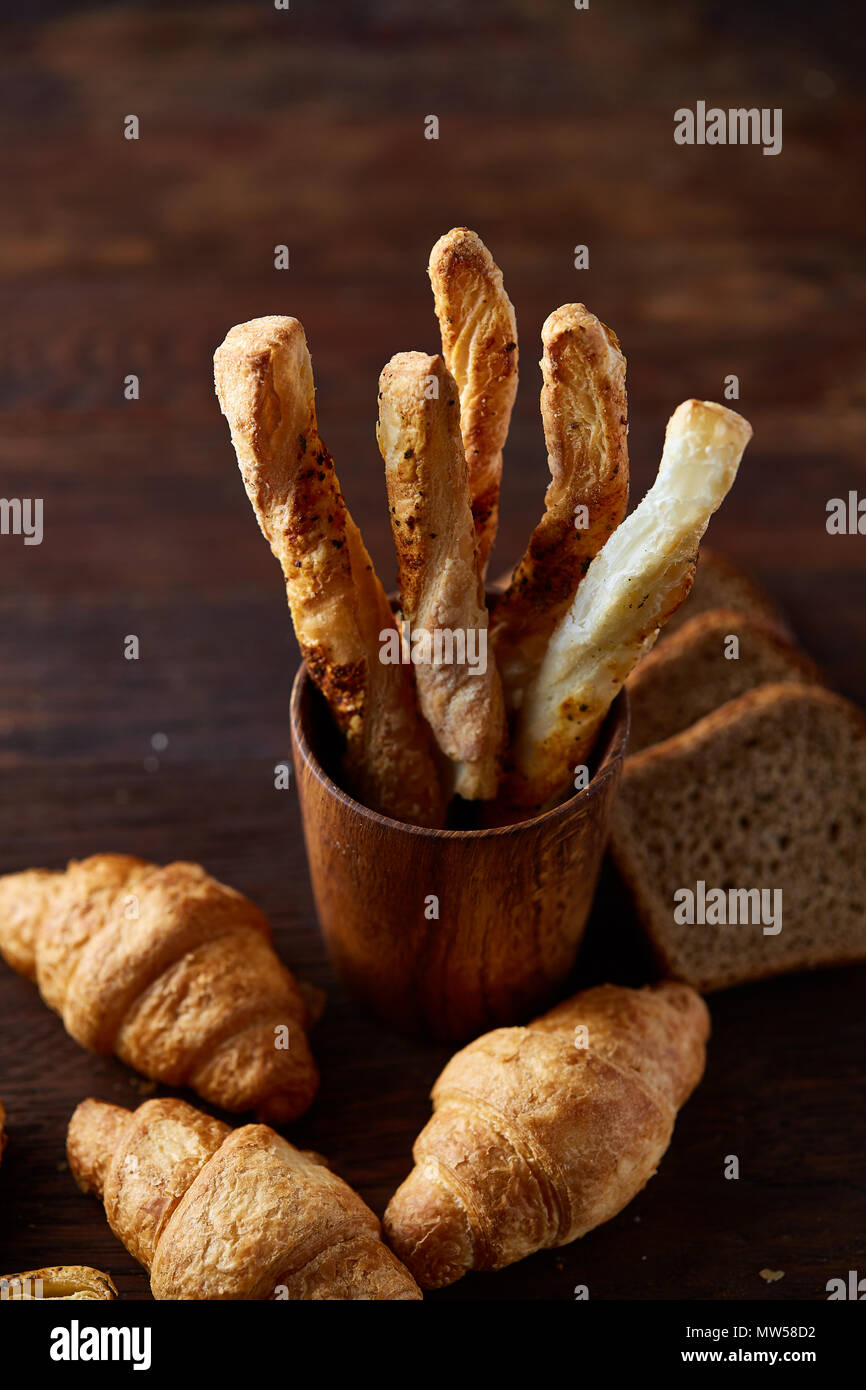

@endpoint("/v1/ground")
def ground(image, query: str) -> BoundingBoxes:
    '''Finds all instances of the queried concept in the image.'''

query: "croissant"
[0,854,318,1124]
[68,1096,422,1300]
[1,1266,117,1300]
[384,981,709,1288]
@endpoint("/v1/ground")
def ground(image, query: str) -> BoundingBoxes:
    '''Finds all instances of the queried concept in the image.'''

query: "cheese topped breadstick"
[491,304,629,710]
[505,399,752,810]
[214,316,444,828]
[377,351,506,800]
[429,228,518,575]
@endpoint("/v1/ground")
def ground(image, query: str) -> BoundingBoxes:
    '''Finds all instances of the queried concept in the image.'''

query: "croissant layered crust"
[384,982,709,1287]
[0,1265,117,1301]
[0,854,318,1123]
[68,1097,422,1301]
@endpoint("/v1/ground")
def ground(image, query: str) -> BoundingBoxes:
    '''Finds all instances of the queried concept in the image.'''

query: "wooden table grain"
[1,0,864,1301]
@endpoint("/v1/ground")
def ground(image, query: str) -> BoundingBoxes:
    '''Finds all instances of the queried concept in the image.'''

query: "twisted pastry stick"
[214,316,443,828]
[429,228,518,573]
[384,981,709,1288]
[377,351,506,800]
[504,399,752,810]
[491,304,629,710]
[68,1097,422,1300]
[0,854,318,1123]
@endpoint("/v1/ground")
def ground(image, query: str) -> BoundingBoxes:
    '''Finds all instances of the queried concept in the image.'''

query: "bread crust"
[215,316,443,828]
[67,1097,422,1300]
[492,304,629,710]
[0,1265,117,1300]
[0,854,318,1123]
[502,399,752,810]
[610,683,866,989]
[383,981,709,1288]
[626,605,823,753]
[378,351,506,799]
[429,228,518,574]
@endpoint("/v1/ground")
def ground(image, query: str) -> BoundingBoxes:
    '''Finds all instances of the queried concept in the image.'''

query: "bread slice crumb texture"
[611,684,866,990]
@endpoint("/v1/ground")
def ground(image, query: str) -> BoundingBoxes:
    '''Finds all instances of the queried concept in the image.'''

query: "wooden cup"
[290,668,629,1042]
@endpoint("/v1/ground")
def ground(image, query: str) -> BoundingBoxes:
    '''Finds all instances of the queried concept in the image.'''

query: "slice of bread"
[663,548,791,639]
[626,607,823,754]
[610,683,866,990]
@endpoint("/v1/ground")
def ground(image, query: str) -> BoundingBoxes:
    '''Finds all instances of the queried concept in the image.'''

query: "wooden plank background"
[0,0,864,1300]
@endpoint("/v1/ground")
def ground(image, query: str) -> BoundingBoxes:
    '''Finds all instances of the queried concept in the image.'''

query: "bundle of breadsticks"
[215,229,751,828]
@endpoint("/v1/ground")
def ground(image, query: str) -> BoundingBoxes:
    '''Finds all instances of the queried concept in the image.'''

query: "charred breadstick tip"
[0,1265,118,1301]
[67,1097,423,1300]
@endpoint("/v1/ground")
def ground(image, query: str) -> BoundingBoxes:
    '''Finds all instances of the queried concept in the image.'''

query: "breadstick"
[214,316,444,828]
[505,400,752,809]
[491,305,629,710]
[377,351,506,800]
[429,228,518,573]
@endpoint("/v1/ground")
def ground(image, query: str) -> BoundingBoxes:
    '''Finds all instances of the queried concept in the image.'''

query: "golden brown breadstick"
[505,400,752,809]
[429,228,518,573]
[491,305,628,711]
[377,352,506,800]
[214,316,444,828]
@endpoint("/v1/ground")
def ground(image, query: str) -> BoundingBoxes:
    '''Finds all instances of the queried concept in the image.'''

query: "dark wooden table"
[1,0,864,1301]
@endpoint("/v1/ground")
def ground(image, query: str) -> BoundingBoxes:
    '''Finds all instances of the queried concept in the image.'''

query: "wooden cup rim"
[290,665,630,840]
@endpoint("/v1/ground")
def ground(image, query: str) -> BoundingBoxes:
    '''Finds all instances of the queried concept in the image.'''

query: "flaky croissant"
[377,350,506,799]
[1,1266,117,1300]
[428,227,518,573]
[68,1097,422,1300]
[0,854,318,1124]
[384,981,709,1288]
